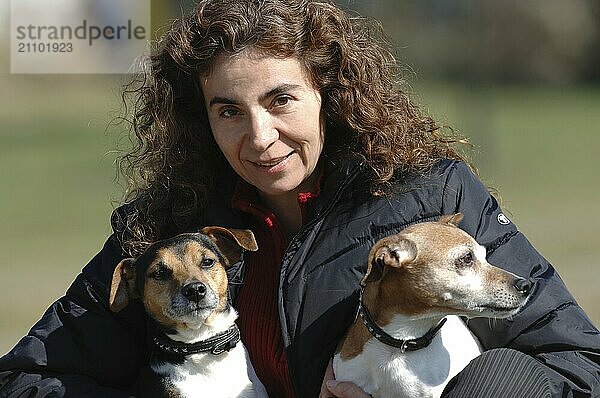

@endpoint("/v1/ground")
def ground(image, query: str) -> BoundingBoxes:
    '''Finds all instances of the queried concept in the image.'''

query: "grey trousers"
[441,348,553,398]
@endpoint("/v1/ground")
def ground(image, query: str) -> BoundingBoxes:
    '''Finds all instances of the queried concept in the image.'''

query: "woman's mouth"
[249,152,295,172]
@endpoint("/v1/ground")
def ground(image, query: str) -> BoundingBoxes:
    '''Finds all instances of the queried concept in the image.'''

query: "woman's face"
[201,48,324,198]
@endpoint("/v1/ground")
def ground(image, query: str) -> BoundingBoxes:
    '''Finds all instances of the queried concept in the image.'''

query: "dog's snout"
[513,278,532,296]
[182,282,207,302]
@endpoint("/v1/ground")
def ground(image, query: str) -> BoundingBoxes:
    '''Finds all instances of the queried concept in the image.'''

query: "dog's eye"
[150,267,172,281]
[455,251,474,267]
[201,258,215,268]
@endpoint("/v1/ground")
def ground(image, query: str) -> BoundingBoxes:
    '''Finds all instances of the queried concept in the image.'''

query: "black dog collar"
[358,289,447,353]
[153,324,241,357]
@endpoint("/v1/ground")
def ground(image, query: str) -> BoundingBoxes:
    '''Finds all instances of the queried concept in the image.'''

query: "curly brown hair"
[116,0,470,256]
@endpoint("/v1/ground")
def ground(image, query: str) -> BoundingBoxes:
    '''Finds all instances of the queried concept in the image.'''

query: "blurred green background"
[1,0,599,356]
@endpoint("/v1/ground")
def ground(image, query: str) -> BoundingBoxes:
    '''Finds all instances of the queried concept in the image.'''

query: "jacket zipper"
[277,165,362,396]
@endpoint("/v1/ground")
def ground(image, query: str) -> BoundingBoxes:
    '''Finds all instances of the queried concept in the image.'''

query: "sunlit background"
[1,0,599,355]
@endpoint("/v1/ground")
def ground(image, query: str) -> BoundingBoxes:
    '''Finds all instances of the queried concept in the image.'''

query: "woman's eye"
[151,267,172,281]
[272,95,292,108]
[201,258,215,268]
[455,251,474,267]
[219,108,240,119]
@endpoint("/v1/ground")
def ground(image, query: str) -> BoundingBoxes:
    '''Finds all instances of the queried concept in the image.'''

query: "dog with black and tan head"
[333,214,532,398]
[109,227,268,398]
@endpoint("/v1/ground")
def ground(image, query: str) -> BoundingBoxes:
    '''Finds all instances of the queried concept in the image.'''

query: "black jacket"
[1,159,599,397]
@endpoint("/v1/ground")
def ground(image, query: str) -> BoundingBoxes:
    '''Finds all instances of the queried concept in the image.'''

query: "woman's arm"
[0,237,147,397]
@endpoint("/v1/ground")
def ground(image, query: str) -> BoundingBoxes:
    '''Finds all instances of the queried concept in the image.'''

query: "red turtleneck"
[231,179,321,398]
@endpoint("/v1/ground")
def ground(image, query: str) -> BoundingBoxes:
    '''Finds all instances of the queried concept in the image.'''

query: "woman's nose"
[247,111,278,151]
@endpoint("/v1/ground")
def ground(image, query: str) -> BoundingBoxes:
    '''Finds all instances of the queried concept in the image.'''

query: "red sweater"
[231,180,320,398]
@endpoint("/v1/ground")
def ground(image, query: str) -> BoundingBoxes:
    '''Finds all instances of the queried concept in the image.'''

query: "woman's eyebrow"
[208,83,302,108]
[208,96,240,108]
[258,83,302,102]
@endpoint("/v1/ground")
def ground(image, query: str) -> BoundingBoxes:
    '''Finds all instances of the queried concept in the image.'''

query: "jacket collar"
[200,156,367,229]
[303,156,366,222]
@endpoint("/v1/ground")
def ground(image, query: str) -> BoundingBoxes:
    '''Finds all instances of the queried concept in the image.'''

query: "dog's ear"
[201,227,258,266]
[362,238,416,285]
[109,258,137,313]
[362,255,384,286]
[376,239,417,268]
[439,213,463,227]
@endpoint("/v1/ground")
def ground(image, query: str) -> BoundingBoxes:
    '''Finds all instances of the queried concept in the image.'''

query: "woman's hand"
[319,359,372,398]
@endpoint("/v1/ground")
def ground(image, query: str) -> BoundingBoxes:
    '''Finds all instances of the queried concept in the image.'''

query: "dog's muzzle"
[513,277,532,297]
[182,281,207,303]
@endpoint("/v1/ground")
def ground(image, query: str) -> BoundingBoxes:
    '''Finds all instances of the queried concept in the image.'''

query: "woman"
[1,0,599,397]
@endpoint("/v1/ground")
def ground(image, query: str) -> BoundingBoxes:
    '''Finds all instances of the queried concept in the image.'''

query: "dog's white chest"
[333,315,482,398]
[153,344,268,398]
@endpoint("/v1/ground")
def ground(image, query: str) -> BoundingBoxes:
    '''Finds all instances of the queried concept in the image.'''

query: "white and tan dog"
[333,214,532,398]
[109,227,268,398]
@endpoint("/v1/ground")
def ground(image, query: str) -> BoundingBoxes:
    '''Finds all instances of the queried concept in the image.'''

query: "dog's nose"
[513,278,532,296]
[182,282,207,302]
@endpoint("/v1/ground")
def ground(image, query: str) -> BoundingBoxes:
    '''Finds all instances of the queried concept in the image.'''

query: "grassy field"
[1,75,599,356]
[0,75,123,354]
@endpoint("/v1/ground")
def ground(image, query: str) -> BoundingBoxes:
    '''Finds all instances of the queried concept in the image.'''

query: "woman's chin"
[242,171,307,198]
[255,181,302,198]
